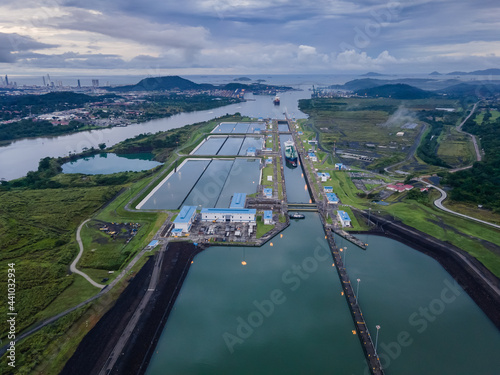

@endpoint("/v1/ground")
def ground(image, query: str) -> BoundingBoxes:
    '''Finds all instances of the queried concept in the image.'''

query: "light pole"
[375,325,381,357]
[356,278,360,304]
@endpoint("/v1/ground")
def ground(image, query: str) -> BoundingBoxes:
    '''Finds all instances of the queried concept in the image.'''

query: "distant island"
[233,77,252,81]
[361,72,387,77]
[429,71,442,76]
[446,68,500,76]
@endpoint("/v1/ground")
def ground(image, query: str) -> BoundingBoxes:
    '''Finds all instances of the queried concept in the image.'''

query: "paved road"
[421,179,500,230]
[71,219,105,289]
[451,101,482,171]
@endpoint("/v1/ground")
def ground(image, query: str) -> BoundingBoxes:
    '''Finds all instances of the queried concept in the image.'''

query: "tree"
[98,143,106,150]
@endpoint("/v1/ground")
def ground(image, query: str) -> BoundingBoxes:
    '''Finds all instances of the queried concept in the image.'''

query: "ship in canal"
[273,96,280,105]
[284,139,298,167]
[289,212,305,219]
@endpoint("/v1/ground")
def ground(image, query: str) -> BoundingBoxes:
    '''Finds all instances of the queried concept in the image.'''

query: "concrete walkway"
[71,219,106,289]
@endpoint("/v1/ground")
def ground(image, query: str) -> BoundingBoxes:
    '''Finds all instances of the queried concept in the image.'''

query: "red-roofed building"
[387,183,414,192]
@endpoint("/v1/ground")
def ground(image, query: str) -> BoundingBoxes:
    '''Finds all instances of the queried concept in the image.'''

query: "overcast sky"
[1,0,499,75]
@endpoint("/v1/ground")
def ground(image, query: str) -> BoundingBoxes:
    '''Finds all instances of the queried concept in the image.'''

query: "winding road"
[450,101,482,172]
[420,178,500,230]
[71,219,106,289]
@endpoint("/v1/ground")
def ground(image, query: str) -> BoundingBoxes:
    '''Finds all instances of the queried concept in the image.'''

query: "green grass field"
[437,126,475,167]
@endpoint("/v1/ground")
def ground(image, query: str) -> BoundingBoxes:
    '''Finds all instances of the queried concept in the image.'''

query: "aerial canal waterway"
[279,134,311,203]
[0,89,310,180]
[335,233,500,375]
[145,212,368,375]
[61,152,161,175]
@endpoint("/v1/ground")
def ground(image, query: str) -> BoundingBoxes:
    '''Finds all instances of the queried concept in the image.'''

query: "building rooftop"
[263,210,273,220]
[230,193,247,209]
[337,210,351,221]
[324,186,333,191]
[326,193,339,202]
[174,205,197,223]
[201,208,257,214]
[147,240,159,247]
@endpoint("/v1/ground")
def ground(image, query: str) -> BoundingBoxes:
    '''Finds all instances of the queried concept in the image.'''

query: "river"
[0,89,310,180]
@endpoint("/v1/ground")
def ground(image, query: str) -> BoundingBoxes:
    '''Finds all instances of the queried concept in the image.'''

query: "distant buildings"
[308,152,317,162]
[324,186,333,193]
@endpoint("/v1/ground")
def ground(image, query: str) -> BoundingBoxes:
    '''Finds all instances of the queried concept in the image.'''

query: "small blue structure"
[263,188,273,198]
[247,147,256,156]
[308,152,317,161]
[326,193,339,204]
[337,210,351,227]
[266,157,273,164]
[324,186,333,193]
[147,240,159,250]
[254,128,261,134]
[230,193,247,209]
[263,210,273,225]
[335,163,344,171]
[317,172,330,181]
[298,131,303,135]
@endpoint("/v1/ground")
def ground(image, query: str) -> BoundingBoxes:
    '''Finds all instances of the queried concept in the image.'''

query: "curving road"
[450,101,482,172]
[71,219,106,289]
[421,179,500,230]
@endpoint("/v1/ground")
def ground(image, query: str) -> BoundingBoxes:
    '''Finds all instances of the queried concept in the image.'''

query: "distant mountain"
[429,71,442,76]
[233,77,252,81]
[361,72,386,77]
[109,76,213,92]
[438,82,500,98]
[446,68,500,76]
[329,78,440,91]
[108,75,291,93]
[355,84,436,99]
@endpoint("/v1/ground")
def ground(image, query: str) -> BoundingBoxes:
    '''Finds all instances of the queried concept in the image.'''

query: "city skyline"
[0,0,499,75]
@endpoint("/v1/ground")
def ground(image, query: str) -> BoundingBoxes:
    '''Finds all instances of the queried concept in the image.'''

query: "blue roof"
[263,188,272,196]
[247,147,256,152]
[201,208,256,214]
[338,210,351,221]
[148,240,159,247]
[324,186,333,191]
[174,205,197,223]
[326,193,339,203]
[308,152,316,157]
[263,210,273,220]
[230,193,247,209]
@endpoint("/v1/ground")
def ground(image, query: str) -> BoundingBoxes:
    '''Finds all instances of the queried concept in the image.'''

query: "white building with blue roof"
[201,208,256,223]
[326,193,339,204]
[263,187,273,198]
[324,186,333,193]
[263,210,273,225]
[337,210,351,227]
[173,205,197,234]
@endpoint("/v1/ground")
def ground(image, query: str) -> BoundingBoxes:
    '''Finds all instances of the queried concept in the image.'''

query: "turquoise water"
[61,153,161,175]
[146,213,367,375]
[336,233,500,375]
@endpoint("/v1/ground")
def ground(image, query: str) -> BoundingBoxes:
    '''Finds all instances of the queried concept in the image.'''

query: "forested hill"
[109,76,213,92]
[355,84,436,99]
[443,114,500,211]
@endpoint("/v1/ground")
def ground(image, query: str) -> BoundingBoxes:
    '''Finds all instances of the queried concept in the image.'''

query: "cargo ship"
[273,96,280,105]
[289,212,305,219]
[284,140,298,167]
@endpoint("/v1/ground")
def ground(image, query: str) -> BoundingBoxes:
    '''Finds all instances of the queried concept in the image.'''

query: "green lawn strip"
[382,201,500,277]
[261,164,274,186]
[256,215,274,238]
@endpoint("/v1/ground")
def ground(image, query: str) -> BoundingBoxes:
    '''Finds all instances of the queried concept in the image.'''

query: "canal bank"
[61,242,206,375]
[353,209,500,330]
